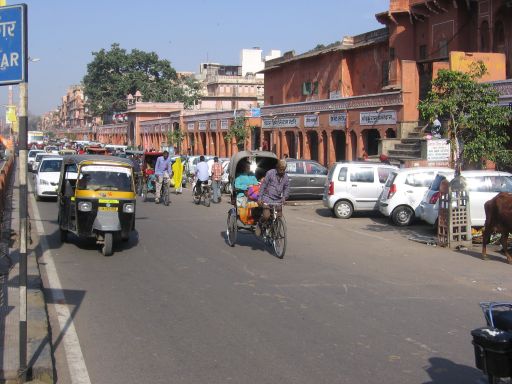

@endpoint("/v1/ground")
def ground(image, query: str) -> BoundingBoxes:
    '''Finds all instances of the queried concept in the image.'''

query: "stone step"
[395,143,420,150]
[407,131,423,138]
[401,138,423,144]
[388,149,421,157]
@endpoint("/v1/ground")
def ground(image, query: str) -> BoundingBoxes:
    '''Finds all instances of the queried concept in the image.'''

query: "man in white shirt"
[195,156,210,196]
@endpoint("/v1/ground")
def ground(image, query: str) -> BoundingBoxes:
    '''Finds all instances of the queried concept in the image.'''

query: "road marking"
[29,192,92,384]
[297,217,334,227]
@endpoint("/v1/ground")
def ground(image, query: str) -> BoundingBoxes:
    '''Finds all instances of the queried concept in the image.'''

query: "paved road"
[30,183,512,384]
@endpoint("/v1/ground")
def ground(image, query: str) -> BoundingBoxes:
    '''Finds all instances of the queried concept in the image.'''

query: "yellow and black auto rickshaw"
[57,155,136,256]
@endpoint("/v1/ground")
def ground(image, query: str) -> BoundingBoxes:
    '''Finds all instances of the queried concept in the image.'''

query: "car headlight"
[78,201,92,212]
[123,203,134,213]
[39,179,50,185]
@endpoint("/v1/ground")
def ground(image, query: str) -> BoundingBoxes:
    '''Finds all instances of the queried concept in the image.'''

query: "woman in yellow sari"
[172,157,184,194]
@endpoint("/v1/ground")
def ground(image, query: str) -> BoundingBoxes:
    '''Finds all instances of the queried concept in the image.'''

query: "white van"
[379,167,453,226]
[323,162,397,219]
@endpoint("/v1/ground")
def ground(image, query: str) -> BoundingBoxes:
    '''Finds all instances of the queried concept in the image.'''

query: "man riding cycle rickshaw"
[225,151,289,258]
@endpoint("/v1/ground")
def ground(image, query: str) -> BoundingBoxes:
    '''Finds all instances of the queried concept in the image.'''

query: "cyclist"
[154,150,172,204]
[257,159,289,235]
[195,155,210,196]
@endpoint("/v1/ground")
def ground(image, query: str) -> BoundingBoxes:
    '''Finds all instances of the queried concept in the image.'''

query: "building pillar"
[318,130,325,166]
[346,130,353,161]
[327,129,336,167]
[303,130,310,160]
[358,130,365,159]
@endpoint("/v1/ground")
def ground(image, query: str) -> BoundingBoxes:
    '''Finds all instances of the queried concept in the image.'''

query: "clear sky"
[1,0,389,116]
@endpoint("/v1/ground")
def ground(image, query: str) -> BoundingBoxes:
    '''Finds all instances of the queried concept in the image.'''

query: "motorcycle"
[193,178,212,207]
[471,302,512,383]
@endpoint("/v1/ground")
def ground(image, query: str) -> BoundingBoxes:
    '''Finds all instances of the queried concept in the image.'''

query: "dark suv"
[285,159,328,199]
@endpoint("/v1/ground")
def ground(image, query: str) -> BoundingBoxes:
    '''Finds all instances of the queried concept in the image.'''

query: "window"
[389,47,395,61]
[306,162,327,175]
[419,45,427,60]
[467,176,512,193]
[438,40,448,58]
[350,168,374,183]
[382,60,389,87]
[338,167,348,182]
[377,167,393,184]
[312,81,319,95]
[405,172,435,187]
[286,161,304,174]
[302,82,312,95]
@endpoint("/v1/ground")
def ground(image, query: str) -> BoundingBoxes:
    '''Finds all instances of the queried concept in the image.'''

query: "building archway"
[285,131,296,158]
[385,128,396,139]
[129,121,135,146]
[332,130,346,161]
[211,131,217,155]
[364,129,381,156]
[297,132,304,158]
[199,132,207,155]
[307,131,319,161]
[494,20,505,52]
[252,127,261,150]
[351,131,357,160]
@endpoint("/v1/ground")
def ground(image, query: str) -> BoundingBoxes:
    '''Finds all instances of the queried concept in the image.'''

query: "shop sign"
[329,113,347,128]
[262,117,299,129]
[304,114,319,128]
[210,120,218,131]
[360,110,397,125]
[221,120,229,130]
[187,122,195,131]
[199,121,207,131]
[427,139,451,162]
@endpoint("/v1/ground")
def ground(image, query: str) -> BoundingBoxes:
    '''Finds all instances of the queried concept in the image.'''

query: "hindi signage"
[187,122,195,131]
[0,4,26,85]
[304,114,319,128]
[210,120,217,131]
[221,120,229,130]
[329,113,347,128]
[262,117,299,129]
[360,110,397,125]
[198,121,207,131]
[427,139,451,162]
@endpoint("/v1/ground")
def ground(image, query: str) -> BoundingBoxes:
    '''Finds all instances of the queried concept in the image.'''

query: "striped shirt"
[212,162,223,181]
[259,169,290,204]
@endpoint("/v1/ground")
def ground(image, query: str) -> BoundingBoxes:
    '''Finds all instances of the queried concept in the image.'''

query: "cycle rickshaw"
[140,151,170,205]
[225,150,287,258]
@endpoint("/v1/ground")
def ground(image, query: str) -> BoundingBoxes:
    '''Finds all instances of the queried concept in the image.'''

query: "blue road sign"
[0,4,26,85]
[251,107,261,117]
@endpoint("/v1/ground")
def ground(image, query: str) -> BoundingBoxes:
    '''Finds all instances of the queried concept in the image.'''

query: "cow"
[482,192,512,264]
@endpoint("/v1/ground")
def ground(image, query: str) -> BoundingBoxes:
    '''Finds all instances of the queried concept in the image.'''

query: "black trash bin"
[471,327,512,378]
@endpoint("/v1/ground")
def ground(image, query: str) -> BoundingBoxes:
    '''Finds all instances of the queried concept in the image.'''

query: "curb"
[286,200,323,207]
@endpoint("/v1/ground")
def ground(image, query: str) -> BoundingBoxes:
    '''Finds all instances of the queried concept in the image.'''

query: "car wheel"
[392,206,414,226]
[333,200,353,219]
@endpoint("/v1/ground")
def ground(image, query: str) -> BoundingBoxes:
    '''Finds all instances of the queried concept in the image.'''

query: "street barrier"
[0,155,14,216]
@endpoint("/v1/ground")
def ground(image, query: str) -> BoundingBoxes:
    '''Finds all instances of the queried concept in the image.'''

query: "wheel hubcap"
[337,204,350,217]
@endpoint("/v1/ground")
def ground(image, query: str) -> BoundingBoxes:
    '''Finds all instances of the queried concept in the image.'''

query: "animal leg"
[501,232,512,264]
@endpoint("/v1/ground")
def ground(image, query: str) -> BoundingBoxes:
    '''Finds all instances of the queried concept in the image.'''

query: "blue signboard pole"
[15,4,28,382]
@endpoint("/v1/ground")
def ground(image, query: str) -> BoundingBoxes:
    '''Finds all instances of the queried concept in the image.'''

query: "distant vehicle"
[44,145,60,154]
[286,159,328,199]
[28,149,44,168]
[419,170,512,227]
[323,161,397,218]
[34,156,63,200]
[379,167,453,226]
[105,144,127,153]
[28,131,45,149]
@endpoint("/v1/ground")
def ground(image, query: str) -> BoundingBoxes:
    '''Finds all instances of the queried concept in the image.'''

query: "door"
[375,167,394,208]
[348,166,381,210]
[285,161,306,197]
[305,161,328,197]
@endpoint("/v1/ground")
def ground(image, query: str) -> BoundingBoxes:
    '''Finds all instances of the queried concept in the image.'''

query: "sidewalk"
[0,163,53,383]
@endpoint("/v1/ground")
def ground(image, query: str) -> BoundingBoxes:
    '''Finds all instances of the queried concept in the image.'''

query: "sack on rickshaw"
[247,184,260,201]
[239,201,260,225]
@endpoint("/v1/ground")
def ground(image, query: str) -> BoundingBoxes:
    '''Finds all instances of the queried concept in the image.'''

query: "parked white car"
[35,157,63,200]
[418,170,512,227]
[379,167,453,226]
[323,162,397,219]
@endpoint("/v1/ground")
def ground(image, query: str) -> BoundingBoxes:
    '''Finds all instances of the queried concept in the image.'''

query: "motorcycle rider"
[154,150,172,204]
[195,155,210,196]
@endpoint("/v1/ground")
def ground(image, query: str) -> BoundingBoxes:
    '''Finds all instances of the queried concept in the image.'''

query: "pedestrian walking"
[211,156,223,203]
[172,157,184,194]
[154,150,172,204]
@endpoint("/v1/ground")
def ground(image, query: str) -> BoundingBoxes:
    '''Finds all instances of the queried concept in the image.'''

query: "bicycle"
[193,179,212,207]
[259,203,287,259]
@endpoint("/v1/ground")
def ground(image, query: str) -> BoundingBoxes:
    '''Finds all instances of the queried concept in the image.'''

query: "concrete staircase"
[387,125,424,163]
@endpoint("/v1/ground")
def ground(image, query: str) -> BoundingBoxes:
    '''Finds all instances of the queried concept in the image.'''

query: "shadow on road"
[219,230,282,260]
[423,356,484,383]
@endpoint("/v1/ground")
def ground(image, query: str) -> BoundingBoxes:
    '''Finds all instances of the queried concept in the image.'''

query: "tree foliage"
[83,43,202,118]
[225,116,253,149]
[167,126,185,150]
[418,62,511,173]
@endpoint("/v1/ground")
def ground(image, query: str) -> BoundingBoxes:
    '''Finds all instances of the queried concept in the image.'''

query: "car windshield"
[39,159,62,173]
[77,165,132,191]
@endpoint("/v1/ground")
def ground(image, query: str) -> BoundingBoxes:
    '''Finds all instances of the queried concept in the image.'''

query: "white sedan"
[35,157,62,200]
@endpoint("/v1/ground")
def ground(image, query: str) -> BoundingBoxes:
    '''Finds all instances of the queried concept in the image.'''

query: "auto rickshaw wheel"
[142,184,148,202]
[226,210,237,247]
[102,232,113,256]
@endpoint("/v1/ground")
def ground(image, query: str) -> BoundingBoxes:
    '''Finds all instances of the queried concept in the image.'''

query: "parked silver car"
[286,159,328,199]
[323,161,397,218]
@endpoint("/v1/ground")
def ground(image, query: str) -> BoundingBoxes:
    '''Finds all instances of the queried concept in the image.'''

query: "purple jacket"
[259,169,289,204]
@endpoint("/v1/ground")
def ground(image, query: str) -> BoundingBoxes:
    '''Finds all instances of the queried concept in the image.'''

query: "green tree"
[83,43,202,118]
[167,127,185,152]
[418,62,511,173]
[225,116,253,150]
